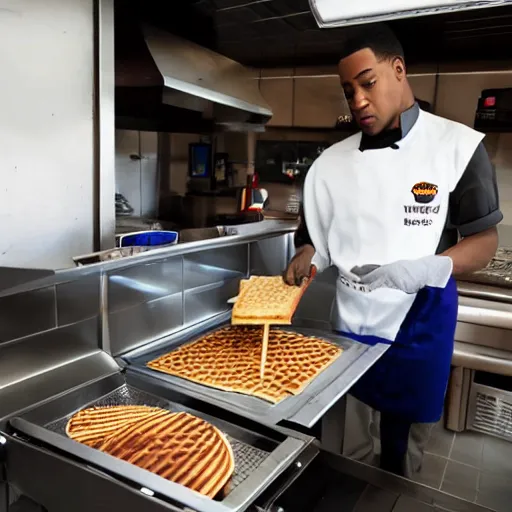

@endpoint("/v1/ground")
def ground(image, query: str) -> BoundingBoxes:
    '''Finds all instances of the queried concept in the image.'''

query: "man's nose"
[351,90,369,111]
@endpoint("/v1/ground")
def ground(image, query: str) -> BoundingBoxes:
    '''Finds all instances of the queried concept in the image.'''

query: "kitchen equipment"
[475,88,512,132]
[118,230,179,248]
[0,222,494,512]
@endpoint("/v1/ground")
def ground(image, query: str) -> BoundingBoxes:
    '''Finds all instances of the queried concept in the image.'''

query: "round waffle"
[66,406,234,498]
[66,405,162,448]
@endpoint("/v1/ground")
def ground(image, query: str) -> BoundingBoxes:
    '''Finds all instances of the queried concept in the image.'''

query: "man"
[284,24,501,477]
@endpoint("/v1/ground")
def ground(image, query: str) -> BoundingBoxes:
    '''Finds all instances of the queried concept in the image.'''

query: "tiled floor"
[413,422,512,512]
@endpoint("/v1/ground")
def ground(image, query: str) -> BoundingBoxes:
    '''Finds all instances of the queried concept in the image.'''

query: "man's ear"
[392,57,406,80]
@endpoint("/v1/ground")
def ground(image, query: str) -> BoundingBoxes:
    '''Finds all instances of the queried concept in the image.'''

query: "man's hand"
[351,255,453,294]
[283,244,315,286]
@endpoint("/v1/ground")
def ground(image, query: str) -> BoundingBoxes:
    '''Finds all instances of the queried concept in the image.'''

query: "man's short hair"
[340,24,404,62]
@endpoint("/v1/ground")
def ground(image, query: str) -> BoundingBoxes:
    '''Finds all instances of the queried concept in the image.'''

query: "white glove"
[351,255,453,294]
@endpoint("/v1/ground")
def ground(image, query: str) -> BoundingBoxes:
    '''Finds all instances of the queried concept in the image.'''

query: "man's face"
[338,48,404,135]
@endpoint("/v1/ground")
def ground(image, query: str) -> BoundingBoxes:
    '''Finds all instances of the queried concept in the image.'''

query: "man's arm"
[294,205,314,249]
[284,205,315,285]
[442,142,502,274]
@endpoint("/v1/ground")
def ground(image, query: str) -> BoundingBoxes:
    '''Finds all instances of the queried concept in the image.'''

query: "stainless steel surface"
[455,321,512,352]
[143,25,272,123]
[184,280,239,327]
[446,367,473,432]
[249,234,293,277]
[4,433,184,512]
[319,395,346,454]
[457,281,512,304]
[0,287,56,343]
[0,348,119,421]
[0,268,55,294]
[0,220,296,298]
[73,246,153,266]
[458,295,512,330]
[107,256,183,313]
[453,341,512,375]
[467,382,512,442]
[123,315,389,428]
[95,0,116,251]
[7,375,313,512]
[56,273,101,326]
[107,243,249,356]
[109,293,183,356]
[100,272,111,356]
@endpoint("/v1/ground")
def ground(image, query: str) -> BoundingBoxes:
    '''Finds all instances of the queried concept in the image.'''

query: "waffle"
[147,326,343,403]
[66,406,234,498]
[232,276,310,325]
[66,405,162,448]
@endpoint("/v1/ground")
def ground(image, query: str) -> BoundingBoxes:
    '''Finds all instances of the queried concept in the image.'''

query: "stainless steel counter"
[0,219,297,299]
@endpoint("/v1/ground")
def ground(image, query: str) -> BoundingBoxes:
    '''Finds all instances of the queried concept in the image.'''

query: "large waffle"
[147,326,343,404]
[66,406,234,498]
[66,405,162,448]
[232,276,310,324]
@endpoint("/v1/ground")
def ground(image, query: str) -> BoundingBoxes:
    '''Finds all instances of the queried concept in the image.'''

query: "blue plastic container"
[118,230,178,248]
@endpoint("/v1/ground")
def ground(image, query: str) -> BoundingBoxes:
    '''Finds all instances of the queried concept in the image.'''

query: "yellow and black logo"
[411,182,438,204]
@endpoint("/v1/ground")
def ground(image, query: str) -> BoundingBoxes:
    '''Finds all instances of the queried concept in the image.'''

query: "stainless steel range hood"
[115,24,272,132]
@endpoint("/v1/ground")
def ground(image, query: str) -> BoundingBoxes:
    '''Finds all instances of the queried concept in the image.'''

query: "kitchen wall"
[0,0,104,269]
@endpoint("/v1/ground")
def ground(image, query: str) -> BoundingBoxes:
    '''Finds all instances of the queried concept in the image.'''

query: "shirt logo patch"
[411,182,438,204]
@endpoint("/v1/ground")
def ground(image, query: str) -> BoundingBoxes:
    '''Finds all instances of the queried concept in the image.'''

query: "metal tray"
[8,374,312,512]
[122,315,389,428]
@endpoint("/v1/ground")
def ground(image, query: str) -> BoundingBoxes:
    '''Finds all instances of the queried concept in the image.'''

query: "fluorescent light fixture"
[309,0,510,28]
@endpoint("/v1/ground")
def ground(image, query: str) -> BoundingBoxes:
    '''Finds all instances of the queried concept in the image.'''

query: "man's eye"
[363,80,376,89]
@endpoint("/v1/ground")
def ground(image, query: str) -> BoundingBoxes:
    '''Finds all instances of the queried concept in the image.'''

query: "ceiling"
[121,0,512,68]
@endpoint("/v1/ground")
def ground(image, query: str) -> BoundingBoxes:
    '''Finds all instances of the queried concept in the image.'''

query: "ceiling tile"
[193,0,512,68]
[212,0,272,9]
[282,13,319,31]
[214,6,260,25]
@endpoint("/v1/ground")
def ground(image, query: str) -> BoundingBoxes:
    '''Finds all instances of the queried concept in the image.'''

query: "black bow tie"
[359,127,402,152]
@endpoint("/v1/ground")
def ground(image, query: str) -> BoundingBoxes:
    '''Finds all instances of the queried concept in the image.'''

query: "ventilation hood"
[309,0,508,28]
[115,24,272,132]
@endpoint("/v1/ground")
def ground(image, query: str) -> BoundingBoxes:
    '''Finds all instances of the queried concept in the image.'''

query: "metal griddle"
[121,314,389,428]
[6,374,313,512]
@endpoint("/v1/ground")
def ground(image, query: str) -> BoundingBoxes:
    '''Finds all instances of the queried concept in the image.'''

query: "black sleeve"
[294,204,314,249]
[449,141,503,237]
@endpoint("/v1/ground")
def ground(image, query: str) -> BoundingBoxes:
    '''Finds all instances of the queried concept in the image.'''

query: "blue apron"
[339,277,458,424]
